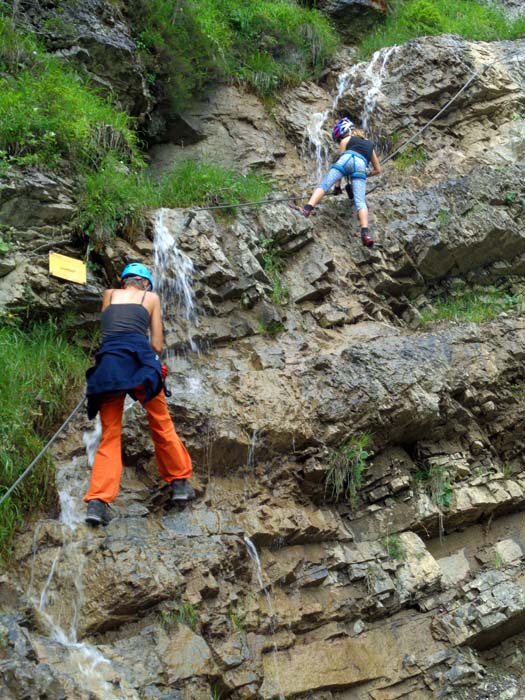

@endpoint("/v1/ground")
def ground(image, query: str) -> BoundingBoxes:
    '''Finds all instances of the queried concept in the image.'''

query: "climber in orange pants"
[84,388,192,505]
[83,262,195,526]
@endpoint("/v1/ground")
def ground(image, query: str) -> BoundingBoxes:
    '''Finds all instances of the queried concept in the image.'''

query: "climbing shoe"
[361,229,374,248]
[288,202,313,217]
[85,499,112,527]
[171,479,196,502]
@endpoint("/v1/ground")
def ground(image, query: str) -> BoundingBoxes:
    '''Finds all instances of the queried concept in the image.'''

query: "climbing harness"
[0,397,86,509]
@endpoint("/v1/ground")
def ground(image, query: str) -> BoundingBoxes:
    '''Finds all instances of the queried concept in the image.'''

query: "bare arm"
[149,294,163,353]
[368,151,381,177]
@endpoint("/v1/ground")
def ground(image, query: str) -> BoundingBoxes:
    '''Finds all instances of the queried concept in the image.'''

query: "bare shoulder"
[101,288,113,310]
[144,291,161,311]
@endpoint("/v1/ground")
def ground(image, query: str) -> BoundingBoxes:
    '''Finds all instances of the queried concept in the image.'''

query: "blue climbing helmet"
[121,262,153,290]
[332,117,354,142]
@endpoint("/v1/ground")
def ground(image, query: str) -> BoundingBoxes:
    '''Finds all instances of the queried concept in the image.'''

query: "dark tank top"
[345,136,374,163]
[101,290,150,337]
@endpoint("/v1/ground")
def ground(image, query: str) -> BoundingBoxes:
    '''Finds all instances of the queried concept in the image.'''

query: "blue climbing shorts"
[318,151,368,211]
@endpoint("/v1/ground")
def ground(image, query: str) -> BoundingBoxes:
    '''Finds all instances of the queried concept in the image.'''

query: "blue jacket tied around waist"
[86,332,163,419]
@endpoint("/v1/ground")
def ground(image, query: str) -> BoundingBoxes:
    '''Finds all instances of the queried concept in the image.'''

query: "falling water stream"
[304,45,398,177]
[153,207,198,354]
[244,535,286,700]
[25,471,140,699]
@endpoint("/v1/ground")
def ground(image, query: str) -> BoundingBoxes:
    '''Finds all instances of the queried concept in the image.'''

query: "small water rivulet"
[244,535,286,700]
[24,463,140,700]
[153,207,198,355]
[303,45,398,176]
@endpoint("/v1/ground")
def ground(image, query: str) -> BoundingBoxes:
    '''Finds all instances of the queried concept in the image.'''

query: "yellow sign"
[49,252,87,285]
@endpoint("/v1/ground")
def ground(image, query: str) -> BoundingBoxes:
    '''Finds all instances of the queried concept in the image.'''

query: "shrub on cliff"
[128,0,338,104]
[361,0,525,56]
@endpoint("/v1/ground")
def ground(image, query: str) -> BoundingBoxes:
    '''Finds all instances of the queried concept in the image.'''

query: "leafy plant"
[492,551,504,569]
[0,320,88,564]
[228,604,245,631]
[325,434,372,506]
[505,191,517,205]
[177,602,199,631]
[437,209,450,228]
[360,0,525,57]
[160,160,271,210]
[393,144,427,172]
[209,686,224,700]
[257,319,285,337]
[415,462,453,510]
[384,534,404,561]
[158,609,178,629]
[259,236,289,306]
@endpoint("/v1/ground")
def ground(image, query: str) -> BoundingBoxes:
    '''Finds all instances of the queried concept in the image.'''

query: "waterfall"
[247,429,258,469]
[153,207,198,354]
[303,45,397,176]
[361,45,398,131]
[244,535,286,700]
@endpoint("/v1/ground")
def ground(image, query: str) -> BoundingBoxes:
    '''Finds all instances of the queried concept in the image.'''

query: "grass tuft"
[325,434,372,507]
[420,287,522,326]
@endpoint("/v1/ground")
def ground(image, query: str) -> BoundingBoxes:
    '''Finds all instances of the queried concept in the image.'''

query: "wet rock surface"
[4,18,525,700]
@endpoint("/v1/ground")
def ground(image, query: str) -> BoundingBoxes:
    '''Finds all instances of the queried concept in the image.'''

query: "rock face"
[5,20,525,700]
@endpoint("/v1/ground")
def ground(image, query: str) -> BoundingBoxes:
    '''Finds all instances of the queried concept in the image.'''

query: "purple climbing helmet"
[332,117,354,142]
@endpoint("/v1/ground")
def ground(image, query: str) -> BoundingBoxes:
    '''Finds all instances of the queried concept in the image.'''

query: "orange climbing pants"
[84,388,192,504]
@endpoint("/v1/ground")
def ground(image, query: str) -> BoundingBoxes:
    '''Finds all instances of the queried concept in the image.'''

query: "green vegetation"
[257,319,286,337]
[492,551,504,569]
[420,287,522,326]
[209,686,224,700]
[437,209,451,228]
[325,434,372,507]
[259,236,290,306]
[0,15,273,245]
[504,191,517,205]
[0,321,88,563]
[384,534,404,561]
[160,160,271,209]
[228,604,245,631]
[0,18,138,171]
[415,462,453,510]
[361,0,525,56]
[159,602,200,631]
[129,0,338,104]
[79,159,270,244]
[393,144,427,171]
[177,602,200,631]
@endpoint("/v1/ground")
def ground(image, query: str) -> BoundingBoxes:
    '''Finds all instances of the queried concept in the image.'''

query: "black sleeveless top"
[101,290,150,337]
[345,136,374,163]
